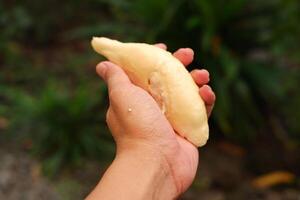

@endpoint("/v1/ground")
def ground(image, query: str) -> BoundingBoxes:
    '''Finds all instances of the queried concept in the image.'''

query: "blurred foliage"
[1,82,113,176]
[1,0,300,174]
[126,0,300,142]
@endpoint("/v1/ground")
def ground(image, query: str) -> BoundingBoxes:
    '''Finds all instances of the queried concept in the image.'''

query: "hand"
[88,45,215,199]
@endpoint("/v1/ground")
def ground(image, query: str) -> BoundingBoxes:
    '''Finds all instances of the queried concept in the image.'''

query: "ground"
[0,140,299,200]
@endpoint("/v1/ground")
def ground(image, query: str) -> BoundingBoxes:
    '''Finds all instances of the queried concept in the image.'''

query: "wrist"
[86,141,179,200]
[114,143,179,199]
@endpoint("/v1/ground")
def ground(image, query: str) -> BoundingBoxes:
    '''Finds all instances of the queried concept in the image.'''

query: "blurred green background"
[1,0,300,199]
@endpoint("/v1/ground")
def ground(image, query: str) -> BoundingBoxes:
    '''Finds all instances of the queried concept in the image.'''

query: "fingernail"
[200,69,210,80]
[204,85,212,91]
[199,69,209,75]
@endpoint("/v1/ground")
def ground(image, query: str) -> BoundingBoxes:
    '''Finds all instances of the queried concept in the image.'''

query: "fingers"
[96,61,132,92]
[199,85,216,117]
[173,48,194,66]
[190,69,215,116]
[190,69,210,86]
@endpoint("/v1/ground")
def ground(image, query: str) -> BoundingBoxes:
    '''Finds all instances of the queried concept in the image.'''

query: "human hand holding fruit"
[86,41,215,200]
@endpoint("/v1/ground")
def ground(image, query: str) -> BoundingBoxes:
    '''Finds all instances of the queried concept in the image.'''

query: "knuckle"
[108,87,120,100]
[108,89,122,107]
[106,108,112,123]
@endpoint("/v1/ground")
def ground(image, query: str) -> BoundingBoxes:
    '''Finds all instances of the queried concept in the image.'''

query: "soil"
[0,140,299,200]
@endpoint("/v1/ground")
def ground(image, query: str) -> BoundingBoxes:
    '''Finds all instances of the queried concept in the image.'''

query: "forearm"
[86,147,178,200]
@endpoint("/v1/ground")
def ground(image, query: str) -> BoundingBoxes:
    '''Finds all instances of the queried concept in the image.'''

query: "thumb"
[96,61,131,91]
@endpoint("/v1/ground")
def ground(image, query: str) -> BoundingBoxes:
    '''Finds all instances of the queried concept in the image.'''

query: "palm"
[173,135,199,193]
[146,123,198,193]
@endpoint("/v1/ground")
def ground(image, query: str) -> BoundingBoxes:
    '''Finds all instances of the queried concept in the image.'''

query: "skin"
[86,45,216,200]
